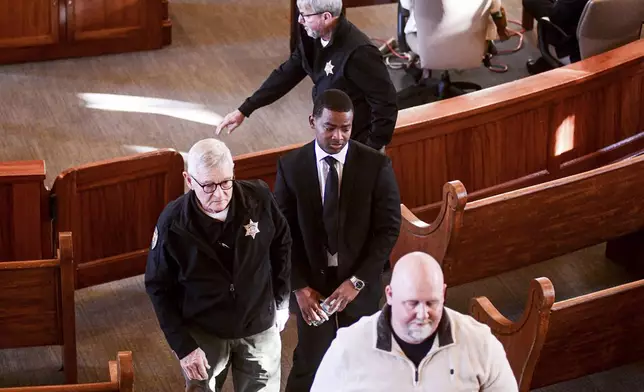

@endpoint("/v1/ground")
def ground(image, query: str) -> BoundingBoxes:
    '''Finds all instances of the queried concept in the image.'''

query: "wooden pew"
[50,149,184,289]
[235,40,644,214]
[0,160,52,261]
[4,41,644,289]
[390,153,644,286]
[0,233,76,383]
[470,277,644,391]
[0,352,133,392]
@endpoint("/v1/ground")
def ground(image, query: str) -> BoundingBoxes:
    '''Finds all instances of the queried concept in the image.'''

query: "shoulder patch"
[151,226,158,250]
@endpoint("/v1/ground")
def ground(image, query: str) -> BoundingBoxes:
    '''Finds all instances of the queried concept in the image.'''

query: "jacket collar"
[177,180,259,231]
[324,14,350,47]
[375,304,455,352]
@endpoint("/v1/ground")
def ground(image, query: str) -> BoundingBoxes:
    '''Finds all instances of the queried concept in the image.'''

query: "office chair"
[397,0,493,101]
[536,0,644,69]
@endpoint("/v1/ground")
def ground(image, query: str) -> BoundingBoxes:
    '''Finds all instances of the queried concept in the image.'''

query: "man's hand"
[275,308,290,332]
[323,280,360,313]
[215,110,246,135]
[180,347,211,381]
[294,287,328,326]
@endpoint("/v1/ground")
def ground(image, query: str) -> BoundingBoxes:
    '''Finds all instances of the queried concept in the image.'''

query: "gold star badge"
[244,219,260,239]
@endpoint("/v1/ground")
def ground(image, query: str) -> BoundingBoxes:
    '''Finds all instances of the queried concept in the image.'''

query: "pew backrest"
[0,232,76,383]
[50,149,184,289]
[444,153,644,285]
[393,153,644,285]
[0,160,51,261]
[470,277,644,391]
[233,40,644,222]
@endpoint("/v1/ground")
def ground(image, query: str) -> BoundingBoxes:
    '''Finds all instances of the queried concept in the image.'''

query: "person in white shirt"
[311,251,518,392]
[400,0,510,54]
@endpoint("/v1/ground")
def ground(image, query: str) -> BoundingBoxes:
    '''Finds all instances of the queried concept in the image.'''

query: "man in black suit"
[273,89,402,392]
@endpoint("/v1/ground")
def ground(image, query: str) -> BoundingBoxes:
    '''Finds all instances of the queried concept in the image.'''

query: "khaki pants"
[184,325,281,392]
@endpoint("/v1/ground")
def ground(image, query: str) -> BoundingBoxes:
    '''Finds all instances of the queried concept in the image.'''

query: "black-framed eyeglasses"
[190,174,234,194]
[299,11,326,19]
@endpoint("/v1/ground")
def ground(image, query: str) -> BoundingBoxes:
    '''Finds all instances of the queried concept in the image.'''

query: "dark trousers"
[285,267,381,392]
[523,0,555,19]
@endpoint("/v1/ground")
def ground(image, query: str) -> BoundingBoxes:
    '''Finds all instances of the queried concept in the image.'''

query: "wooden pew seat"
[470,277,644,391]
[0,233,76,383]
[0,352,133,392]
[391,153,644,285]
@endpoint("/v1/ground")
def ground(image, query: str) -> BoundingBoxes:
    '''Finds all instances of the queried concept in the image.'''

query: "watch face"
[354,280,365,290]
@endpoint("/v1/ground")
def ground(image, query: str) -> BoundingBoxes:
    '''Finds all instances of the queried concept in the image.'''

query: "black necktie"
[323,156,339,255]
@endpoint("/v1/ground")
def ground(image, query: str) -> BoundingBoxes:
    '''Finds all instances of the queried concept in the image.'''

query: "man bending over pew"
[145,138,292,392]
[311,251,517,391]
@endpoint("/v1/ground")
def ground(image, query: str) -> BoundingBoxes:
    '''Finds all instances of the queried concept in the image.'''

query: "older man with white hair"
[216,0,398,152]
[311,251,518,391]
[145,138,292,392]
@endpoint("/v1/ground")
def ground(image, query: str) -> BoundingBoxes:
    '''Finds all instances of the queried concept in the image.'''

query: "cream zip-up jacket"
[311,305,517,391]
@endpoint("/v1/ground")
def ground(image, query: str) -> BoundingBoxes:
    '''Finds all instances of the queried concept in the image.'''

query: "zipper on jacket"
[414,368,419,383]
[229,283,236,299]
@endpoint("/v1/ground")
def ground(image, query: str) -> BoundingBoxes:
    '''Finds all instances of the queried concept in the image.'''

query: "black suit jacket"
[274,140,401,314]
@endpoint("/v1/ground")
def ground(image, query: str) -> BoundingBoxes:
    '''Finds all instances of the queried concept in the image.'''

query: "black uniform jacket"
[145,180,291,359]
[239,15,398,150]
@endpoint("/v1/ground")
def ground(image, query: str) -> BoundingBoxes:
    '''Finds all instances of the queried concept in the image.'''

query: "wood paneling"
[471,277,644,391]
[51,150,183,288]
[68,0,160,45]
[0,233,76,383]
[0,160,49,262]
[0,185,12,261]
[0,267,59,348]
[0,0,59,48]
[393,154,644,285]
[0,0,167,65]
[393,41,644,212]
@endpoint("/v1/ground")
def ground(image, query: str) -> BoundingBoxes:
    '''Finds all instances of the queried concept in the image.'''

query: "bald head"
[386,252,446,344]
[390,252,444,294]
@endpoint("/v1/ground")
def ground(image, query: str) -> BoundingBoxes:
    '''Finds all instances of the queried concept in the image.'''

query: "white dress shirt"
[314,140,349,266]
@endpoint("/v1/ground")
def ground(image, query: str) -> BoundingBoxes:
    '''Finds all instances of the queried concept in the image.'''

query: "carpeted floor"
[1,0,643,391]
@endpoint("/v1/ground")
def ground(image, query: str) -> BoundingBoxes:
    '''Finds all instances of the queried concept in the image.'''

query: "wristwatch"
[349,276,365,291]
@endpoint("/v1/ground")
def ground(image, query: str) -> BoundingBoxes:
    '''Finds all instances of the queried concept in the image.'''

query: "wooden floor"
[1,0,642,391]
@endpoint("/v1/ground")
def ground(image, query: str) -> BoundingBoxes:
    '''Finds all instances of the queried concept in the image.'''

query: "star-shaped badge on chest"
[324,60,334,76]
[244,219,260,239]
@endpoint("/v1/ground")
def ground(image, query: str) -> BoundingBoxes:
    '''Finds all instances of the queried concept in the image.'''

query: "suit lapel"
[339,142,358,233]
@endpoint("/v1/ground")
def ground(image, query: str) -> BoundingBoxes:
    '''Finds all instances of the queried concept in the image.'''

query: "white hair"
[297,0,343,17]
[187,138,234,175]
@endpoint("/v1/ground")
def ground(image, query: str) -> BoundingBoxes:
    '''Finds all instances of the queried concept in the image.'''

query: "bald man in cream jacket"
[311,252,517,392]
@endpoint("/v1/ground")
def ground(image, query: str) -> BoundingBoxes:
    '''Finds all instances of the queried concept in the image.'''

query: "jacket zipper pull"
[229,283,236,299]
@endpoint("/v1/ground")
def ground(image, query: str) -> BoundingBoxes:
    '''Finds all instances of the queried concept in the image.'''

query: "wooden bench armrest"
[470,277,555,392]
[116,351,134,392]
[390,181,467,267]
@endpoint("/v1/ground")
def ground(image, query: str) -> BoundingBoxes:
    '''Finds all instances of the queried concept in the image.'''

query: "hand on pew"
[181,348,211,381]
